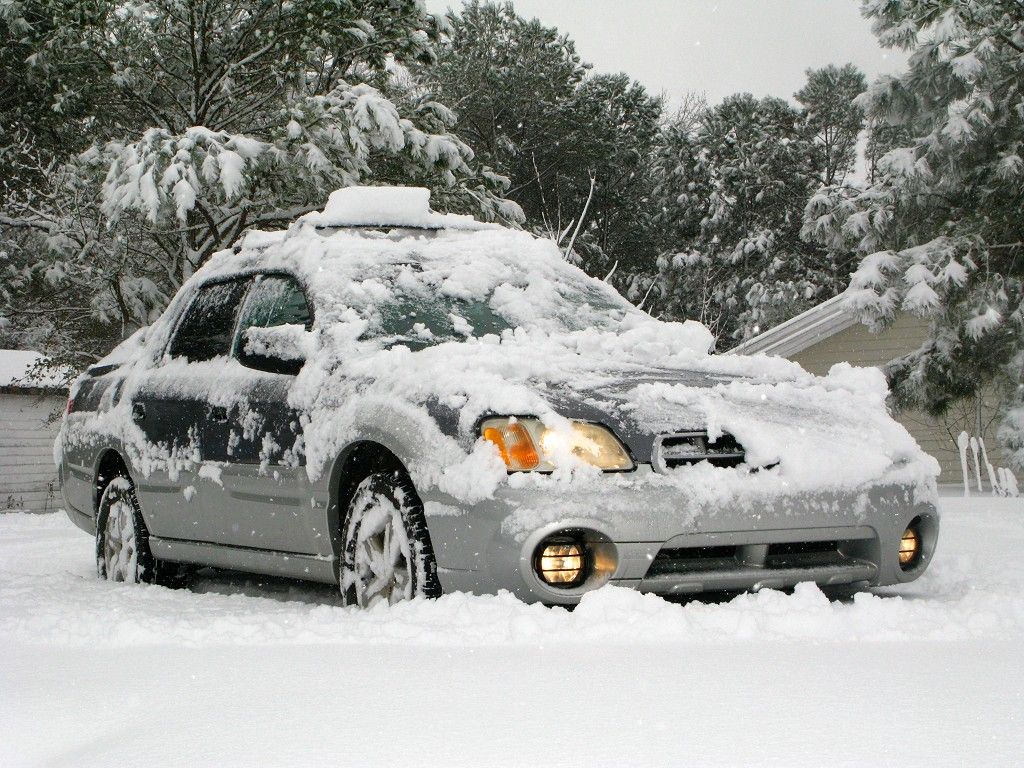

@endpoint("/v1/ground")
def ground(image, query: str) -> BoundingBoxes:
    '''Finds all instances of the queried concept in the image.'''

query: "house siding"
[791,313,930,374]
[790,313,1007,484]
[0,392,63,513]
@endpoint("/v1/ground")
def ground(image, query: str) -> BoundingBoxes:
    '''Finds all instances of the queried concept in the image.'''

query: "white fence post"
[957,431,971,498]
[957,430,1019,498]
[969,436,984,493]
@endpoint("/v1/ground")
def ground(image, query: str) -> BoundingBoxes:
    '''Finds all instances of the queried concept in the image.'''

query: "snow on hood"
[67,191,939,505]
[291,325,936,503]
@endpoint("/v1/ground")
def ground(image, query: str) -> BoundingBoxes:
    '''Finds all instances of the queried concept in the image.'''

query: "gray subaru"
[58,187,940,606]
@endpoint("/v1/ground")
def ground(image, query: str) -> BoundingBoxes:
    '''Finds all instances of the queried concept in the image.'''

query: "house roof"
[729,292,858,358]
[0,350,69,391]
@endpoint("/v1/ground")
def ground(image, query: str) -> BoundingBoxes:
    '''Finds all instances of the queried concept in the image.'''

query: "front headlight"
[481,417,634,472]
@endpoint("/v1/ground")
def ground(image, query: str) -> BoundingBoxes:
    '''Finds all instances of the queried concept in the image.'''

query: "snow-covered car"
[58,186,940,606]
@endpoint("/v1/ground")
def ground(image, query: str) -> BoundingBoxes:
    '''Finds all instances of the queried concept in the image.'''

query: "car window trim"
[161,274,256,363]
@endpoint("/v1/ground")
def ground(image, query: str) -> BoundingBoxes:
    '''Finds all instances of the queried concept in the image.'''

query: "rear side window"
[168,279,250,362]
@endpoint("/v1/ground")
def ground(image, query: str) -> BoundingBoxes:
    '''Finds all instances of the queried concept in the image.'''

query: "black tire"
[339,469,440,607]
[95,477,189,587]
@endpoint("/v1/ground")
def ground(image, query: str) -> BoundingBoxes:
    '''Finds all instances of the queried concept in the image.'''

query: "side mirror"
[239,324,314,376]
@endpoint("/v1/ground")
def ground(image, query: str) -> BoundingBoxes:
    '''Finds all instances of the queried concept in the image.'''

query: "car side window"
[231,275,313,376]
[168,279,251,362]
[234,275,313,344]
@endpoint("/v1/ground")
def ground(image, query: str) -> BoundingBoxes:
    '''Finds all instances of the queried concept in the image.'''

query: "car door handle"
[211,406,228,423]
[132,402,146,421]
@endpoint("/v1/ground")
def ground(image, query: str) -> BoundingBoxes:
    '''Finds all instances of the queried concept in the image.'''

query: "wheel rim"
[103,497,138,582]
[352,493,413,607]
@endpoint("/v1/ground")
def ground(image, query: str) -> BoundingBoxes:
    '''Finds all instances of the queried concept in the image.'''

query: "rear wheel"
[95,477,189,586]
[339,470,440,607]
[96,478,155,583]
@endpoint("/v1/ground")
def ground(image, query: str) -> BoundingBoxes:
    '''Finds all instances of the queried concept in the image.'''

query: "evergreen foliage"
[0,0,518,366]
[426,1,661,276]
[802,0,1024,469]
[650,81,866,343]
[796,63,868,187]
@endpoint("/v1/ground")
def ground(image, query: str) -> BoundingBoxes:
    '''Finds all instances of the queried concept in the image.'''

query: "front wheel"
[339,470,440,607]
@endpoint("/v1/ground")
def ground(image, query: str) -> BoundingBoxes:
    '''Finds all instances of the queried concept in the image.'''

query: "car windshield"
[378,295,511,349]
[365,262,636,349]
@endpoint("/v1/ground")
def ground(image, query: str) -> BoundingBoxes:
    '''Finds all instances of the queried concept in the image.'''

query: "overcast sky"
[423,0,907,106]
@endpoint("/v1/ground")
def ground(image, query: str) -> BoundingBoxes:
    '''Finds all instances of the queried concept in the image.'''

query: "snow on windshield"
[368,260,634,348]
[216,224,660,349]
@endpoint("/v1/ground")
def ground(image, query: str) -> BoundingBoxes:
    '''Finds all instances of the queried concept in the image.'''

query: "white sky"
[424,0,907,106]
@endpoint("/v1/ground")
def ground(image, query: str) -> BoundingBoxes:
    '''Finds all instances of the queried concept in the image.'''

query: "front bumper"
[423,467,939,605]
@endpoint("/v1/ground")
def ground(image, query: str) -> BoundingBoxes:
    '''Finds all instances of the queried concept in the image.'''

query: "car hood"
[540,365,751,446]
[301,326,940,496]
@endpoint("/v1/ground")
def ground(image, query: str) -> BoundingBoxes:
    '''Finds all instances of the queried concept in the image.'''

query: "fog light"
[899,523,921,569]
[536,540,586,587]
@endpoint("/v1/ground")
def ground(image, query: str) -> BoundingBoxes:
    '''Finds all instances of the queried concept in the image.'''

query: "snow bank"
[4,501,1022,765]
[1,501,1021,649]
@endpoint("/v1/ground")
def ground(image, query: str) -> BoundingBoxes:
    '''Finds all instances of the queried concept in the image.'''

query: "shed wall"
[0,392,63,513]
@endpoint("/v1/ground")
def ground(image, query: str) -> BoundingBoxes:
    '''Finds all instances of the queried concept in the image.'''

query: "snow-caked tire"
[339,470,441,607]
[95,478,156,584]
[95,477,188,587]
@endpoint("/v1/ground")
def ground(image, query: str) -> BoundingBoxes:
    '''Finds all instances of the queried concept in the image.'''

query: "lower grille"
[639,533,880,595]
[649,539,852,577]
[646,545,739,576]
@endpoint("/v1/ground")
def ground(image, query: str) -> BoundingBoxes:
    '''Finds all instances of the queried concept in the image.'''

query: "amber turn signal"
[481,417,633,472]
[482,421,540,471]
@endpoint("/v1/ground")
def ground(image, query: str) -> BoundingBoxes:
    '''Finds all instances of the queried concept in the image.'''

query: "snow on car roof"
[197,186,716,351]
[297,186,492,230]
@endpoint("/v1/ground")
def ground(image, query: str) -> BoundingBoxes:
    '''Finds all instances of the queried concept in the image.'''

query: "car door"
[199,273,318,553]
[131,277,252,542]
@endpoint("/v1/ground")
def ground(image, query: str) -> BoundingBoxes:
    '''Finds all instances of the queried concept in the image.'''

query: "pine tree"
[556,73,661,276]
[425,1,661,277]
[1,0,520,369]
[650,94,844,344]
[795,64,867,187]
[802,0,1024,470]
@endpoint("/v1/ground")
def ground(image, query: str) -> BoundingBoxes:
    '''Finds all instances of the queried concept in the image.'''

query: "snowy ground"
[3,495,1023,767]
